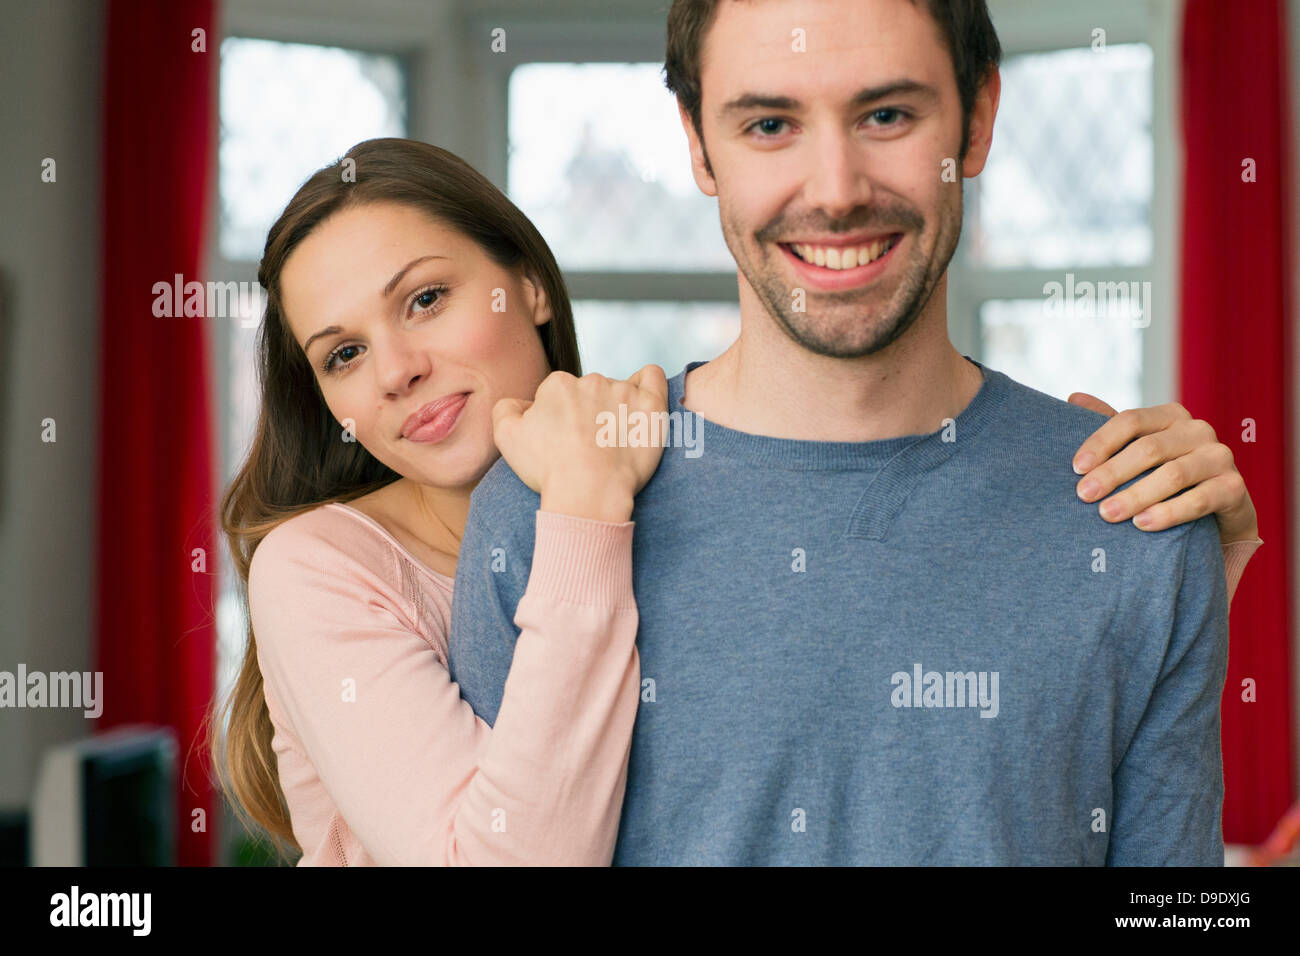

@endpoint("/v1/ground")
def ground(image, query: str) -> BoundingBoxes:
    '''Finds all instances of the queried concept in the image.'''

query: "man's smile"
[775,232,904,291]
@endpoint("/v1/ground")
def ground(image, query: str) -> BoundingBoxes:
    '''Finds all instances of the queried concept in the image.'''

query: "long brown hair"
[207,138,581,860]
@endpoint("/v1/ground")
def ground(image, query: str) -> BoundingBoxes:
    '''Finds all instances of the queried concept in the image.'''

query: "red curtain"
[1180,0,1296,844]
[96,0,218,865]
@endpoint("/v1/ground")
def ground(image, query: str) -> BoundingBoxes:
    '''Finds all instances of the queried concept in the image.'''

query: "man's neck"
[682,279,983,443]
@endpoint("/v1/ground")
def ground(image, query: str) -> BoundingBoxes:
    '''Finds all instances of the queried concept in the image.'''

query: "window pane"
[973,44,1153,269]
[979,298,1142,411]
[219,38,407,261]
[574,301,741,379]
[508,63,733,272]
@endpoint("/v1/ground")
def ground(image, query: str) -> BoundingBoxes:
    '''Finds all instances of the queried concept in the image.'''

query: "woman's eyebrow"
[302,325,343,354]
[382,255,448,297]
[303,254,452,353]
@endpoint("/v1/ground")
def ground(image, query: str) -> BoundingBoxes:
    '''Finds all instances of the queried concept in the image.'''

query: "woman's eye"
[412,285,446,312]
[323,344,362,373]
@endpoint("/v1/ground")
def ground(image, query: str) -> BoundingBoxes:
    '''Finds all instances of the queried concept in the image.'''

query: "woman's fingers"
[1075,411,1209,501]
[1071,402,1190,475]
[1067,391,1119,417]
[625,363,668,405]
[1091,441,1231,523]
[1126,472,1244,532]
[1070,400,1258,542]
[490,396,533,447]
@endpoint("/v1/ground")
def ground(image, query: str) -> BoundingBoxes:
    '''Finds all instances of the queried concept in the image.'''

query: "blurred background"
[0,0,1296,865]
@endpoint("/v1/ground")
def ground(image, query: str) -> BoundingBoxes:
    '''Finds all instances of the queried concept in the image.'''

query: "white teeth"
[790,237,897,270]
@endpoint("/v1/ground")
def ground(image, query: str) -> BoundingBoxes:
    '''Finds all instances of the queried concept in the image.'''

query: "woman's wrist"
[540,480,634,523]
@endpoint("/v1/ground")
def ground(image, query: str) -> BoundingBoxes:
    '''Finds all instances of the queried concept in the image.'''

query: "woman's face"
[280,200,554,491]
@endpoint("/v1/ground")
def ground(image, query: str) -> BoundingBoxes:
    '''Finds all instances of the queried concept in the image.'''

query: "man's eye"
[750,118,788,137]
[867,108,908,126]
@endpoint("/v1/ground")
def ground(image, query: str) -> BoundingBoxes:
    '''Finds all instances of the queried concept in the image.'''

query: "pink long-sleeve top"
[247,501,640,866]
[248,499,1262,867]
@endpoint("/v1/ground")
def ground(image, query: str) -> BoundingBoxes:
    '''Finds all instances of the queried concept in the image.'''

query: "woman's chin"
[402,446,499,492]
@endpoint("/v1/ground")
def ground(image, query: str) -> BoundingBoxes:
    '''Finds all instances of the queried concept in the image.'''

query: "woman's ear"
[520,272,553,328]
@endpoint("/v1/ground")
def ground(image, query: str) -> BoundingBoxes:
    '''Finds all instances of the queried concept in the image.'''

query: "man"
[449,0,1230,864]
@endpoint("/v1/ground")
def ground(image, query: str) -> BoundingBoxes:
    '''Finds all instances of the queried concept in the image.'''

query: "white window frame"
[467,13,740,307]
[955,0,1181,408]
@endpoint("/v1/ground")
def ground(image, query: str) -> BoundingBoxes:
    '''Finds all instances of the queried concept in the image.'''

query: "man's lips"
[400,392,470,440]
[779,233,902,270]
[776,233,903,290]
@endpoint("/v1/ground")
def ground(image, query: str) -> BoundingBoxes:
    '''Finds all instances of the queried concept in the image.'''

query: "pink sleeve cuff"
[524,510,636,609]
[1222,537,1263,604]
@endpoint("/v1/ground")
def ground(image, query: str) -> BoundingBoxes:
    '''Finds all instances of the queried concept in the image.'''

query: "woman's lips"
[402,393,469,444]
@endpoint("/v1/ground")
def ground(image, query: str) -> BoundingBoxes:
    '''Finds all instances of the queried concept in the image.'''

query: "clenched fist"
[492,364,670,522]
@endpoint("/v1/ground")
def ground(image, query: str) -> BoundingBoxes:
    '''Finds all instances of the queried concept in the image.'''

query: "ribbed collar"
[666,355,1009,474]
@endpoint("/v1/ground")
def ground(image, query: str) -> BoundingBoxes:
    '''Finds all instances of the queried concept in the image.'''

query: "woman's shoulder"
[250,501,401,591]
[250,499,453,632]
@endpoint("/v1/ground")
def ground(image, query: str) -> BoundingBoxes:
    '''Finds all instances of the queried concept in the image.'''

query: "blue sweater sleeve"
[447,459,538,727]
[1105,515,1230,865]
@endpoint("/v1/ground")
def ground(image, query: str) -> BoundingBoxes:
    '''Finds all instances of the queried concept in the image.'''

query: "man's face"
[682,0,999,358]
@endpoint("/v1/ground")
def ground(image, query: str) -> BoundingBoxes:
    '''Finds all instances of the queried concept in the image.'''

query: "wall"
[0,0,105,814]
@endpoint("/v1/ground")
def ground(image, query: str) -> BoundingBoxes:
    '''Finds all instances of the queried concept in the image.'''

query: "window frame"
[472,16,740,306]
[950,0,1181,408]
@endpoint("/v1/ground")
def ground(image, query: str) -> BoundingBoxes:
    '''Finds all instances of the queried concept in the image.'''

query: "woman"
[209,138,1261,866]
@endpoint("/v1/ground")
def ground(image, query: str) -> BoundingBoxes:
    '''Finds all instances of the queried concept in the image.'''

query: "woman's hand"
[492,364,669,523]
[1068,392,1259,544]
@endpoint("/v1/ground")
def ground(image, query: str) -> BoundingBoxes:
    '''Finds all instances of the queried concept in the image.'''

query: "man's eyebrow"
[718,80,940,117]
[302,254,447,353]
[848,80,940,106]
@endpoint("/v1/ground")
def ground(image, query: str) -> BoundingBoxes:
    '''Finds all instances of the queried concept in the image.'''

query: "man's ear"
[520,271,553,328]
[961,67,1001,178]
[678,101,718,197]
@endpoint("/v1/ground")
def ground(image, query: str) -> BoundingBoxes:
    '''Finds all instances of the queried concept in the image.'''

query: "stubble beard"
[723,184,965,360]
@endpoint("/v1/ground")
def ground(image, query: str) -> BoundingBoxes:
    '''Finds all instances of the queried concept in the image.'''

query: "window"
[507,62,741,376]
[958,43,1155,409]
[218,38,407,261]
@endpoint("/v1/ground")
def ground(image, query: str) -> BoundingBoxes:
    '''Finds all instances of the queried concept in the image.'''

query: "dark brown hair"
[665,0,1002,166]
[207,137,581,860]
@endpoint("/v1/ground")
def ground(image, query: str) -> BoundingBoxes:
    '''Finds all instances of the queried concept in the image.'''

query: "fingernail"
[1101,499,1121,520]
[1133,510,1152,529]
[1073,453,1095,474]
[1078,479,1100,500]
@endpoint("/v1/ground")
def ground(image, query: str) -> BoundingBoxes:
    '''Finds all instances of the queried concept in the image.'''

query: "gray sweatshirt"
[449,357,1229,865]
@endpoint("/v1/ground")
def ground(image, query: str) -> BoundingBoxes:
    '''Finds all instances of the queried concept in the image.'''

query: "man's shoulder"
[980,370,1221,554]
[986,370,1113,460]
[467,456,541,537]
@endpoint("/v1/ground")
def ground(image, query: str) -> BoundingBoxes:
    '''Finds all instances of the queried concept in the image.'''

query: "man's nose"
[802,127,874,222]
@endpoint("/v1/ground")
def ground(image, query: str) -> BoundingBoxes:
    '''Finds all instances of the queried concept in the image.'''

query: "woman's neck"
[398,477,471,554]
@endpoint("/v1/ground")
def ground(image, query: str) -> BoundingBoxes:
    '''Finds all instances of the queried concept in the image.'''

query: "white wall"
[0,0,105,811]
